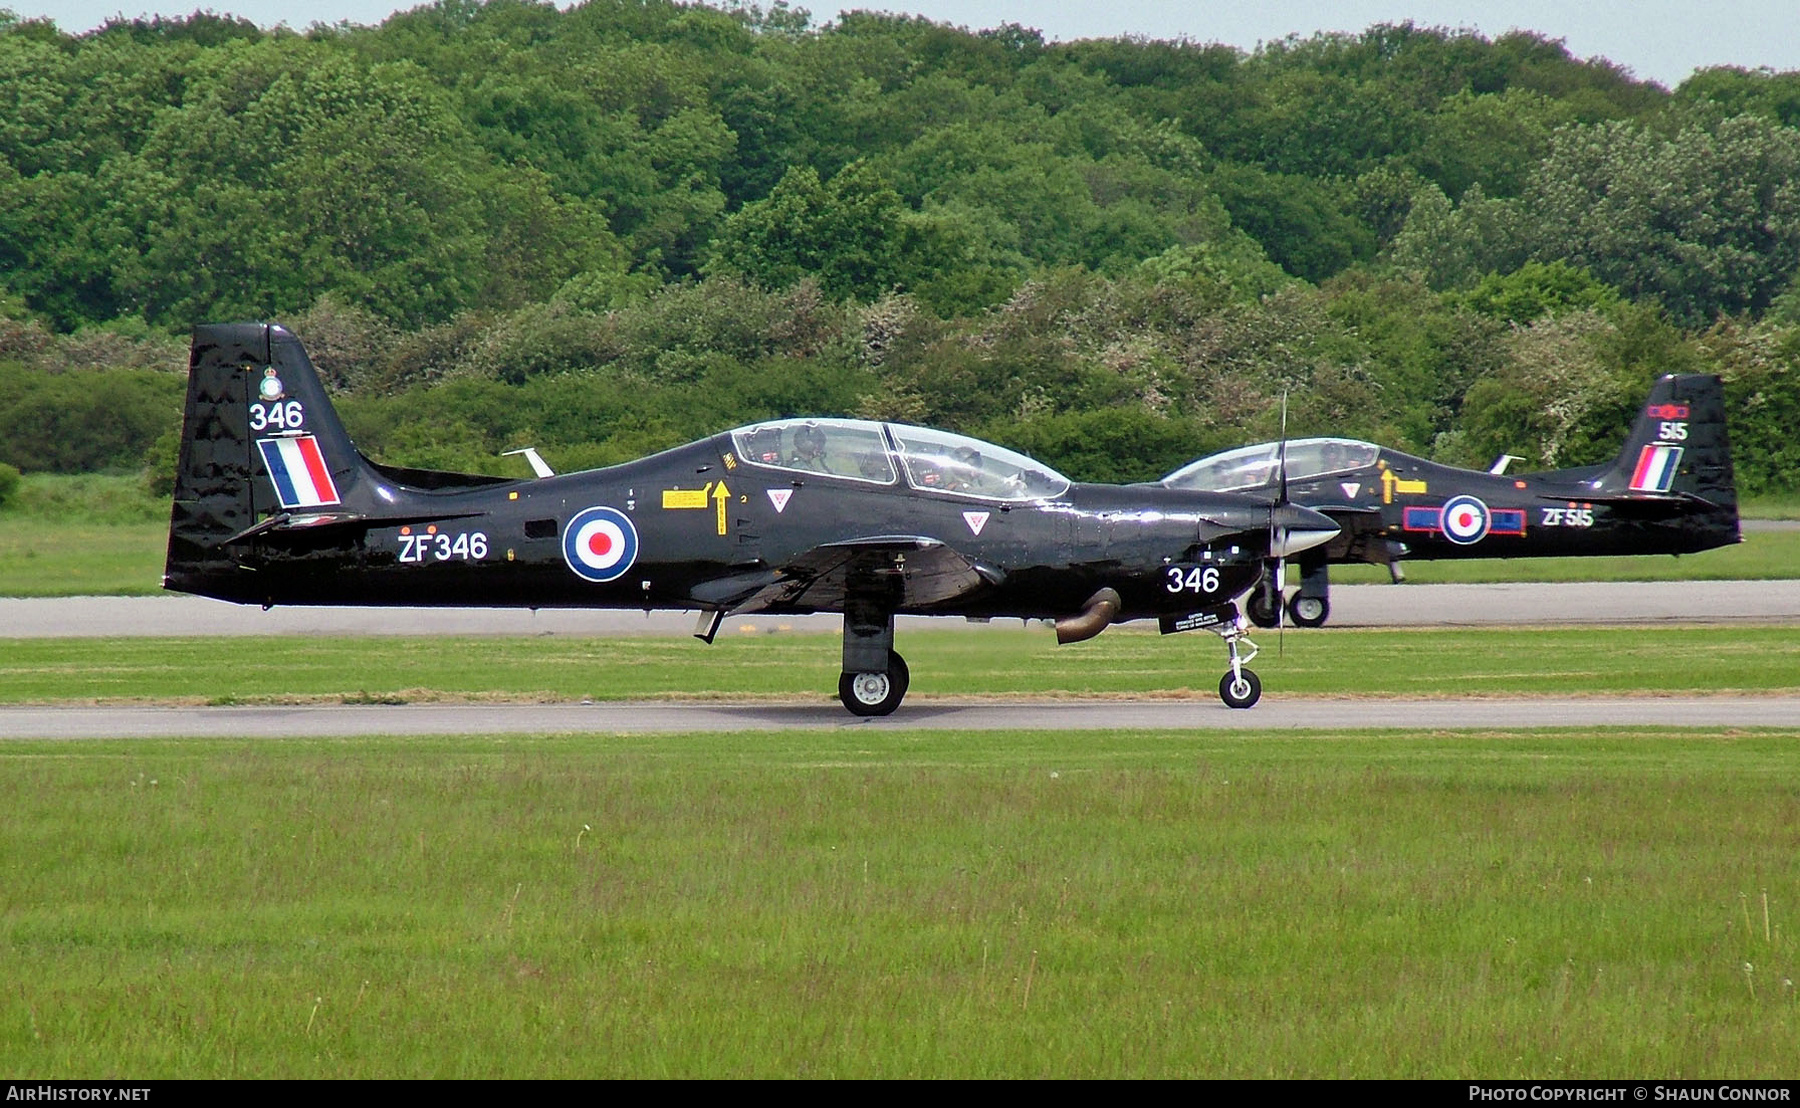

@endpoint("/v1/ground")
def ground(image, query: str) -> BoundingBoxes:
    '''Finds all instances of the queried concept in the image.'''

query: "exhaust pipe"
[1056,587,1121,645]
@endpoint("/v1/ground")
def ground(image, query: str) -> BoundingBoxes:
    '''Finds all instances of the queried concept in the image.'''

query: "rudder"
[1605,374,1737,509]
[163,323,367,599]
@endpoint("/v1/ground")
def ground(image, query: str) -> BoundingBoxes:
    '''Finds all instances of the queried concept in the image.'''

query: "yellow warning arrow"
[712,480,730,535]
[1379,467,1427,504]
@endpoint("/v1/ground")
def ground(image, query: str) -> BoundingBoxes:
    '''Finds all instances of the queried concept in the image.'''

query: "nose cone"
[1269,504,1340,558]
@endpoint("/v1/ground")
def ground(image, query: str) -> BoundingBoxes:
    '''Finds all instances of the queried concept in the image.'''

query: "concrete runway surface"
[4,695,1799,739]
[4,581,1796,738]
[5,579,1800,638]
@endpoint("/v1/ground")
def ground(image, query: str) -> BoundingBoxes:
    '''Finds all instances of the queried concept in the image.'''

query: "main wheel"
[1288,594,1329,628]
[838,650,909,717]
[1219,668,1262,709]
[885,650,910,697]
[1245,590,1280,629]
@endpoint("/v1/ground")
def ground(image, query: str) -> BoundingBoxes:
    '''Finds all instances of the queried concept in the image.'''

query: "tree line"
[1,1,1797,495]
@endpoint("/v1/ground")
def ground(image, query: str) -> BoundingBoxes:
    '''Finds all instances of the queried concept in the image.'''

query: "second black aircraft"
[1160,374,1741,628]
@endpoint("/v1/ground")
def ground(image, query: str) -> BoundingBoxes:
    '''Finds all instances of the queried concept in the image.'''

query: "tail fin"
[1596,374,1737,508]
[1572,373,1740,553]
[163,323,364,598]
[163,322,508,601]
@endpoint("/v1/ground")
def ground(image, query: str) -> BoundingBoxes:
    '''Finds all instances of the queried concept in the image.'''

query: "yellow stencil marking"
[663,487,710,509]
[1379,467,1427,504]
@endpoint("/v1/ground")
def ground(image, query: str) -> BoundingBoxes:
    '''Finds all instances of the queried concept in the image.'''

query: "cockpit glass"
[731,419,1070,500]
[1162,438,1379,491]
[887,424,1071,501]
[731,419,896,484]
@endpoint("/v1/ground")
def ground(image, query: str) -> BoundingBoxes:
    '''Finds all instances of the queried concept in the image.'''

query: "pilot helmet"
[795,424,826,457]
[749,426,782,463]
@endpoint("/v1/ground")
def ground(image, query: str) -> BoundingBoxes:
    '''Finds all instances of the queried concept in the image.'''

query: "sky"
[6,0,1798,89]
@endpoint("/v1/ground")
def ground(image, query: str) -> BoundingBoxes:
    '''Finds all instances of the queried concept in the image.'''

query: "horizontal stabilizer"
[221,509,486,546]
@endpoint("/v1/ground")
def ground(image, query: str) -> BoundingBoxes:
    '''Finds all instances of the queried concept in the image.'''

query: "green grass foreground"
[6,626,1800,705]
[1,729,1795,1078]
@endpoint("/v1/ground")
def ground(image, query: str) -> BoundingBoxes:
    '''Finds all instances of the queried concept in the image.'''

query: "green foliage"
[1450,261,1623,324]
[1454,306,1690,469]
[140,423,180,499]
[4,6,1800,493]
[1206,163,1374,283]
[1388,115,1800,326]
[1406,87,1573,199]
[1675,66,1800,128]
[1522,116,1800,325]
[1381,181,1529,290]
[706,161,913,301]
[2,471,168,524]
[1695,318,1800,496]
[991,407,1210,483]
[0,358,186,474]
[0,461,18,506]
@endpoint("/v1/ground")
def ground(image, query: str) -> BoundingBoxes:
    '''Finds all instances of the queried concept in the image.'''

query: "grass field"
[0,475,169,598]
[6,476,1799,1078]
[2,728,1795,1078]
[6,625,1800,705]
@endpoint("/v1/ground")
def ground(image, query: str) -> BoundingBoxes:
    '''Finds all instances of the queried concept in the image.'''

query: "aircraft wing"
[712,535,999,615]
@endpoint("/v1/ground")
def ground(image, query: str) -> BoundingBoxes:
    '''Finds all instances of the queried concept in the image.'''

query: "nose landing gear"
[1162,604,1263,709]
[1215,613,1262,709]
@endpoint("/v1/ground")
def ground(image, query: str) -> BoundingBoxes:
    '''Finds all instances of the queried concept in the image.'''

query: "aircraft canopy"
[1161,438,1380,492]
[731,418,1071,502]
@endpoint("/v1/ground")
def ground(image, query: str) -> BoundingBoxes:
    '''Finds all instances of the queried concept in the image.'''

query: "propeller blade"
[1277,391,1290,506]
[1274,390,1290,646]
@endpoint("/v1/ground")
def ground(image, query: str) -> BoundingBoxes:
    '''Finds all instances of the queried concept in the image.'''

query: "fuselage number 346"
[1165,565,1222,594]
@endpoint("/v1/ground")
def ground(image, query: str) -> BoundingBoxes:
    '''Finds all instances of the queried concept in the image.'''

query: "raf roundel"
[562,506,639,583]
[1440,494,1491,545]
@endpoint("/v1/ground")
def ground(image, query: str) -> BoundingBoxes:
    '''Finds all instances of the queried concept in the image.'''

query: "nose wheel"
[839,650,909,716]
[1215,612,1262,709]
[1219,668,1261,709]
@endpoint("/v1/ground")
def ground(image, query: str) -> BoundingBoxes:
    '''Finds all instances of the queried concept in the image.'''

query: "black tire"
[1288,594,1329,628]
[838,650,909,716]
[1219,668,1262,709]
[886,650,910,699]
[1245,590,1280,629]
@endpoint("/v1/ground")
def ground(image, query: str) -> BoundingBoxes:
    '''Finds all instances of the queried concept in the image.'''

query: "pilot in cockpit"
[789,424,829,472]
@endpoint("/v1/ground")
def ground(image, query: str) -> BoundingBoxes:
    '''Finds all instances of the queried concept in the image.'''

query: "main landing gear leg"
[839,599,908,717]
[1246,568,1282,629]
[1214,612,1262,709]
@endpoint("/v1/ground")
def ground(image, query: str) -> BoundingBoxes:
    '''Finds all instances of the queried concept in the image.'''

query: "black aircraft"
[165,323,1340,712]
[1159,374,1741,628]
